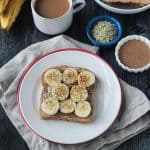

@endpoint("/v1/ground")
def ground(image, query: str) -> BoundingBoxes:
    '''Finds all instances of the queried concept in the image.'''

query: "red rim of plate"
[17,48,122,144]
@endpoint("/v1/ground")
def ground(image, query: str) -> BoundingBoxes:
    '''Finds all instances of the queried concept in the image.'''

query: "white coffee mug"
[31,0,86,35]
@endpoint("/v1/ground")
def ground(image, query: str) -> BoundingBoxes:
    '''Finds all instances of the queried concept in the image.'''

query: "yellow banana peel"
[0,0,25,30]
[0,0,9,14]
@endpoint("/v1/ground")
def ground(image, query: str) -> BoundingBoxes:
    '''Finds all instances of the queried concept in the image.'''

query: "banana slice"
[41,98,59,116]
[42,91,58,101]
[44,69,62,85]
[60,99,76,114]
[70,85,88,102]
[52,83,69,101]
[41,86,56,100]
[75,101,91,118]
[63,68,78,84]
[78,71,95,87]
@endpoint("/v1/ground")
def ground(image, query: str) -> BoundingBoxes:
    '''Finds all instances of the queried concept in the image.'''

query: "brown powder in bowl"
[119,39,150,69]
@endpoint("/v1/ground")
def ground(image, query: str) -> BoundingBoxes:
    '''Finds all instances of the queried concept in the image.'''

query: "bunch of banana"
[0,0,25,30]
[0,0,9,14]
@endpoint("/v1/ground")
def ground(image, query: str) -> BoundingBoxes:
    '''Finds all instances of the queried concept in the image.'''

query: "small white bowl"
[115,35,150,73]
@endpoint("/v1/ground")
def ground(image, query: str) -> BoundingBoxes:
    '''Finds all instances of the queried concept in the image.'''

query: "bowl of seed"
[86,16,122,48]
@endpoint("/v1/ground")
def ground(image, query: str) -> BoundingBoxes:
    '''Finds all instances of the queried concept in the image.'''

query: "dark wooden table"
[0,1,150,150]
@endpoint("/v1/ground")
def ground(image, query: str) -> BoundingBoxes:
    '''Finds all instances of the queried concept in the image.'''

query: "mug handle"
[73,0,86,13]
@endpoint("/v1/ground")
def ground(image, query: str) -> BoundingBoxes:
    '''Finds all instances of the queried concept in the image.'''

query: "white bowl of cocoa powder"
[115,35,150,73]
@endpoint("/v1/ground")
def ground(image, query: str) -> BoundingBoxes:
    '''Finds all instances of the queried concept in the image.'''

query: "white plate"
[95,0,150,14]
[17,48,122,144]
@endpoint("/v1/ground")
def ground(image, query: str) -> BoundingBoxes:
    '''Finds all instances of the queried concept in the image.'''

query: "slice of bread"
[39,65,98,123]
[102,0,150,7]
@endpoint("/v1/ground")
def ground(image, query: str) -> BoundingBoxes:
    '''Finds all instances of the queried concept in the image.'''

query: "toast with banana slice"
[39,65,98,123]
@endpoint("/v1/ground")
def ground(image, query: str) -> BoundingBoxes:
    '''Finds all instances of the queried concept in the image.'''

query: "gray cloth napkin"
[0,35,150,150]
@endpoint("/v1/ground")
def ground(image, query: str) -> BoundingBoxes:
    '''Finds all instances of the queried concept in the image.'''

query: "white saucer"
[95,0,150,14]
[17,48,122,144]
